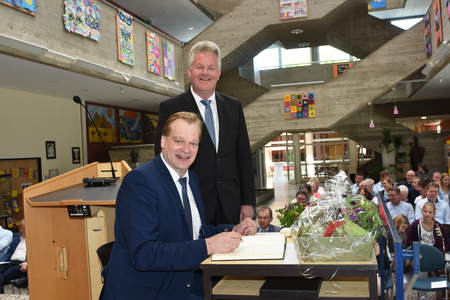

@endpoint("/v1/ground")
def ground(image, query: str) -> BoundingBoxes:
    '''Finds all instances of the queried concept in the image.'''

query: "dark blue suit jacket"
[0,235,22,262]
[100,155,231,299]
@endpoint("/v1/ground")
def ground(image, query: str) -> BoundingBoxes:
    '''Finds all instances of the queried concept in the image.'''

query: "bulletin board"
[0,158,42,194]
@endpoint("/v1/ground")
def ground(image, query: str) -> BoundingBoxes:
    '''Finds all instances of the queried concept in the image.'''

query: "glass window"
[280,48,311,67]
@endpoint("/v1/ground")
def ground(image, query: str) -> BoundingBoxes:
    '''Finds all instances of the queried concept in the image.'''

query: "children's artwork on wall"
[119,109,142,143]
[0,0,36,15]
[146,31,161,75]
[86,103,116,143]
[280,0,307,20]
[332,63,353,78]
[63,0,100,41]
[434,0,443,47]
[425,12,432,58]
[367,0,386,10]
[116,9,135,66]
[163,40,176,80]
[283,93,316,120]
[143,113,158,144]
[447,0,450,18]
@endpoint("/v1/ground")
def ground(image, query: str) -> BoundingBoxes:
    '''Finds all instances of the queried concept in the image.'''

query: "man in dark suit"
[155,40,255,226]
[100,112,256,300]
[0,219,27,293]
[256,207,282,233]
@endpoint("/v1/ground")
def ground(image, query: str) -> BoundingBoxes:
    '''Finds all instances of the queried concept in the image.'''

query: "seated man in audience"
[398,170,415,189]
[256,207,281,232]
[386,186,415,224]
[0,226,12,257]
[407,176,421,207]
[0,219,27,293]
[415,182,450,229]
[351,172,364,195]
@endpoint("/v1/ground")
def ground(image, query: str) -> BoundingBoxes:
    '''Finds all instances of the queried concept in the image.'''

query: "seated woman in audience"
[439,173,450,202]
[290,190,310,208]
[308,177,324,198]
[414,179,428,205]
[393,214,409,248]
[357,186,373,201]
[379,177,394,203]
[407,202,450,254]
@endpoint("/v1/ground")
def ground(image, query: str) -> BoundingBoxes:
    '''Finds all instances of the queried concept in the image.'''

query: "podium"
[23,161,131,300]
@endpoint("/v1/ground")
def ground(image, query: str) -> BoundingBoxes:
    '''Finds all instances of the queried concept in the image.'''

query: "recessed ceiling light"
[298,42,309,47]
[421,116,427,119]
[291,28,303,34]
[188,27,194,31]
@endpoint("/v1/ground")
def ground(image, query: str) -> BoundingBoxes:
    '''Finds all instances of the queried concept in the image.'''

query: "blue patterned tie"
[200,100,216,147]
[178,177,193,236]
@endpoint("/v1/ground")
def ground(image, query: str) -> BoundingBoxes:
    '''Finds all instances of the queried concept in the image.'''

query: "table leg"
[203,269,213,299]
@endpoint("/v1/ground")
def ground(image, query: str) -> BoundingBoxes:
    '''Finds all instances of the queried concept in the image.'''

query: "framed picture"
[46,141,56,159]
[72,147,81,164]
[49,169,59,179]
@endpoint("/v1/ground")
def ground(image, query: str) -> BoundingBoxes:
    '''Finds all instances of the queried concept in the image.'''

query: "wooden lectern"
[23,161,131,300]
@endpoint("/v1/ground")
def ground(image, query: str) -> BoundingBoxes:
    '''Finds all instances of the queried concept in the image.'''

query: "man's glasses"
[257,216,270,220]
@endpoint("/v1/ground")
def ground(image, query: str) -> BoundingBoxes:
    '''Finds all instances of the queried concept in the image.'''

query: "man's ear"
[161,135,167,149]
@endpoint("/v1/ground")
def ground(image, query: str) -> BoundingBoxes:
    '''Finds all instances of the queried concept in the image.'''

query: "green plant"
[276,205,305,227]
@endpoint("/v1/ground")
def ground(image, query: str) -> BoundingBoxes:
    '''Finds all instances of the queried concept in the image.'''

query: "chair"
[412,244,450,300]
[96,241,115,267]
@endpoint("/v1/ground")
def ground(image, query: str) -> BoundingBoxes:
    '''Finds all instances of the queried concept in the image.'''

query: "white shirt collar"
[160,154,189,183]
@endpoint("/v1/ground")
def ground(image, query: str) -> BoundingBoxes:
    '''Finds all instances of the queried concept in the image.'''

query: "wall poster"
[283,93,316,120]
[86,103,116,143]
[63,0,100,41]
[146,31,161,75]
[425,12,432,58]
[119,109,142,143]
[116,9,135,66]
[434,0,443,47]
[280,0,307,20]
[0,0,36,15]
[163,40,176,80]
[332,63,353,78]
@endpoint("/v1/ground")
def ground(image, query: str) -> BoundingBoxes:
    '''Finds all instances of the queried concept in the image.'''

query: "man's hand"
[19,262,27,273]
[240,205,254,222]
[205,232,242,255]
[232,217,257,236]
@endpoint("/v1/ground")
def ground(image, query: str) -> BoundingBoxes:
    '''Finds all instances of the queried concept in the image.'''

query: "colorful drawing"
[447,0,450,18]
[119,109,142,143]
[86,104,116,143]
[116,9,135,66]
[368,0,386,10]
[163,40,176,80]
[332,63,354,78]
[63,0,100,41]
[0,0,36,15]
[425,12,432,58]
[280,0,307,20]
[434,0,443,47]
[143,113,158,144]
[146,31,161,75]
[283,93,316,120]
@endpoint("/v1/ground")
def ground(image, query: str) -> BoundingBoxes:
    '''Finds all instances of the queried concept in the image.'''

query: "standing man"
[256,207,281,232]
[101,112,256,300]
[155,41,255,225]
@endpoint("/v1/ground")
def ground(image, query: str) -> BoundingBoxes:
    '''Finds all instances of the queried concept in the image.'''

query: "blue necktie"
[200,100,216,147]
[178,177,193,236]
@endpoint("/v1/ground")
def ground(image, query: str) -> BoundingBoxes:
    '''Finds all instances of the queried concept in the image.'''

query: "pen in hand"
[224,229,244,243]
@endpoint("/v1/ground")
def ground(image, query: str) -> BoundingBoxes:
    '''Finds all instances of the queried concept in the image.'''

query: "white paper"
[431,280,447,288]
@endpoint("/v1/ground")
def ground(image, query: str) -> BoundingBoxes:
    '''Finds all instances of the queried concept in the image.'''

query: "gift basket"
[292,171,383,262]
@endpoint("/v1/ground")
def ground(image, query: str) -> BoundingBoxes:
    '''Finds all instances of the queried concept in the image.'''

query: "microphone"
[73,95,117,186]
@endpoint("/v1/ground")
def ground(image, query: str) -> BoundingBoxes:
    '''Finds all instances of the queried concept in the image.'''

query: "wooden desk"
[201,242,378,299]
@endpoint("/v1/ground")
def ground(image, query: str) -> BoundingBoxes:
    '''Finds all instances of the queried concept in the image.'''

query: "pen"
[224,229,244,243]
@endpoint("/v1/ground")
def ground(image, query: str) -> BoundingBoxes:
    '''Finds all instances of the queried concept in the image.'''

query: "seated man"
[0,226,12,257]
[0,219,27,293]
[256,207,281,232]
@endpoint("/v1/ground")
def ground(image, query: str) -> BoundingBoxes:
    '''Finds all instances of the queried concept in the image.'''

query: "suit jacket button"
[187,282,191,288]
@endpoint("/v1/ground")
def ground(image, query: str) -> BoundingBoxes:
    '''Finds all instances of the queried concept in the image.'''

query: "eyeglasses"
[257,216,271,220]
[388,194,397,198]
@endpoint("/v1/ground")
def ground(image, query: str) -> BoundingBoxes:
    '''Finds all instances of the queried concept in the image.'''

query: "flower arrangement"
[343,196,383,239]
[276,204,305,227]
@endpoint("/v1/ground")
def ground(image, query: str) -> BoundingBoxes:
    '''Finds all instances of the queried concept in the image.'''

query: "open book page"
[211,233,286,261]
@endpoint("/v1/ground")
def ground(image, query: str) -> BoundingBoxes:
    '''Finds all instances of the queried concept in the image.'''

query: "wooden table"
[201,242,378,299]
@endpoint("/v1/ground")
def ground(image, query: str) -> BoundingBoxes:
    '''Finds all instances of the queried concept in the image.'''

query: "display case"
[0,174,14,218]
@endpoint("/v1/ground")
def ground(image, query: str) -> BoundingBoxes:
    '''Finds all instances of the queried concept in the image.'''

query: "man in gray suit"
[256,207,282,233]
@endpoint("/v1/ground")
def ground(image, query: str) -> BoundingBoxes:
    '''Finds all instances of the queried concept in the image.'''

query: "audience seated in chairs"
[0,219,27,294]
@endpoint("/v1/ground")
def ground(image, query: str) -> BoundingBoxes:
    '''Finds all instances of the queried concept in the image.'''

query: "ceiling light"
[291,28,303,34]
[421,116,427,119]
[298,42,309,47]
[188,27,194,31]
